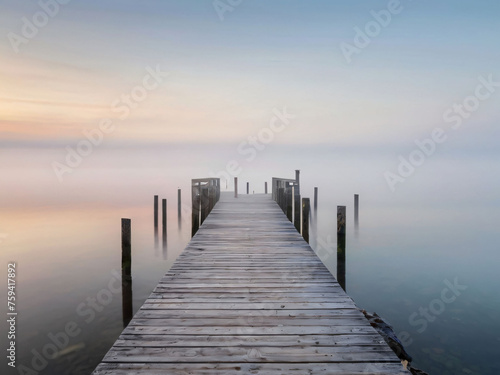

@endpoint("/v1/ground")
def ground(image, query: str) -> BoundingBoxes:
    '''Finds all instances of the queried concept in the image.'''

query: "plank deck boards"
[92,193,408,374]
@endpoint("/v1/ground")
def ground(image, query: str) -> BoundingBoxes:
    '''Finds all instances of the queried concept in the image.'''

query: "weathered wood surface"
[93,193,408,374]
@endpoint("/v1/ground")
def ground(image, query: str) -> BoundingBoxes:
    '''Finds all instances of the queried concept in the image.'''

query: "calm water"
[1,144,499,374]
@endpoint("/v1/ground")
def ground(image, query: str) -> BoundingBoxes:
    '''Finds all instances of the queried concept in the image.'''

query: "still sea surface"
[1,143,499,374]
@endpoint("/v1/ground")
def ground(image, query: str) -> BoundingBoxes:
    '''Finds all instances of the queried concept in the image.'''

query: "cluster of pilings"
[191,178,221,236]
[272,170,360,293]
[272,170,312,243]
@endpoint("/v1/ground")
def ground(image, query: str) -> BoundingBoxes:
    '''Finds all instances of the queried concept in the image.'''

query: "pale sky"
[1,0,499,149]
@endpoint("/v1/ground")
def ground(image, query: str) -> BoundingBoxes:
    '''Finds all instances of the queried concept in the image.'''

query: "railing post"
[201,186,209,224]
[286,186,293,222]
[247,182,249,194]
[265,181,268,194]
[191,183,200,236]
[302,198,310,243]
[294,187,301,232]
[234,177,238,198]
[278,187,285,213]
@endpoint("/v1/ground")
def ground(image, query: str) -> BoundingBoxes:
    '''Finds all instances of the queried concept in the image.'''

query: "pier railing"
[191,178,221,236]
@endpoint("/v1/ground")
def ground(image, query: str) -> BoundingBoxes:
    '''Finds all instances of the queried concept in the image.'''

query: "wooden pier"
[93,193,408,374]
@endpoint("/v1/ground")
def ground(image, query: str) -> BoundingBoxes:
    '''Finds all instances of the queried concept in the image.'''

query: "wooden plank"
[93,362,410,374]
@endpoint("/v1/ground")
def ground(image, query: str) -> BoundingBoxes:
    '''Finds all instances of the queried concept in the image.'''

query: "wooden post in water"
[337,205,346,235]
[121,218,132,327]
[162,199,167,244]
[337,206,346,291]
[265,181,268,194]
[354,194,359,227]
[314,187,318,211]
[234,177,238,198]
[246,182,249,194]
[154,195,158,228]
[286,186,293,222]
[302,198,310,243]
[177,189,181,218]
[121,218,131,275]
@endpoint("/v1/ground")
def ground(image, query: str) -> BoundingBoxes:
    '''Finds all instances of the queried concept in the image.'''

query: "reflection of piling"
[354,194,359,228]
[302,198,310,243]
[234,177,238,198]
[153,195,158,228]
[265,182,268,194]
[337,206,346,291]
[286,186,293,222]
[121,218,132,327]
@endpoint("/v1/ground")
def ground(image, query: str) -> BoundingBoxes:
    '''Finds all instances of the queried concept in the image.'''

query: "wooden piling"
[234,177,238,198]
[337,231,346,292]
[265,181,268,194]
[337,205,346,235]
[286,186,293,222]
[354,194,359,227]
[302,198,310,243]
[337,205,346,291]
[314,187,318,210]
[178,189,181,218]
[121,218,133,327]
[247,182,249,194]
[121,218,131,275]
[154,195,158,228]
[162,199,167,237]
